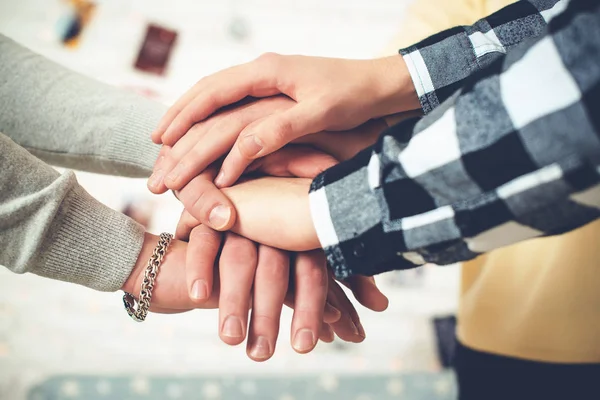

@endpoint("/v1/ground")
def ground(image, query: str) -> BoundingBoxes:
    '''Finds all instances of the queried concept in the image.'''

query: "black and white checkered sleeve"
[309,0,600,280]
[400,0,567,114]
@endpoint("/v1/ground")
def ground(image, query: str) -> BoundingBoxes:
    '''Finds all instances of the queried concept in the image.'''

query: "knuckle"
[291,306,320,320]
[249,314,279,329]
[311,268,328,288]
[259,261,289,283]
[270,118,293,144]
[299,265,327,288]
[209,118,230,135]
[173,112,192,131]
[158,146,170,158]
[256,52,280,65]
[221,293,245,309]
[187,120,208,137]
[203,91,220,108]
[317,96,339,119]
[222,238,257,266]
[187,181,207,209]
[255,53,284,78]
[190,187,216,222]
[188,146,208,166]
[189,225,218,243]
[161,154,176,169]
[196,76,210,87]
[262,95,291,110]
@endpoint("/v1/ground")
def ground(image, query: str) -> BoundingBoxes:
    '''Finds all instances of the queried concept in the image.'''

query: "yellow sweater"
[388,0,600,363]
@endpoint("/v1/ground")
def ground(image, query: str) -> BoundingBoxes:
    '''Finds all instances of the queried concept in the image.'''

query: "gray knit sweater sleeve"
[0,34,166,291]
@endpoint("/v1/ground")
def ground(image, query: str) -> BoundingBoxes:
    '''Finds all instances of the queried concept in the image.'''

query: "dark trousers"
[453,340,600,400]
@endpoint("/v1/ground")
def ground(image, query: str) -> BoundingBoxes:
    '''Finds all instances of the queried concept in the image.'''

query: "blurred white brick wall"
[0,1,462,399]
[0,0,412,103]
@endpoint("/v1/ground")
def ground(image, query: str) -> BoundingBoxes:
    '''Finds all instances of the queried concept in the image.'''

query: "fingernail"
[214,171,226,188]
[292,329,316,353]
[190,279,208,301]
[240,135,263,158]
[355,321,366,338]
[350,320,360,336]
[249,336,272,360]
[209,205,231,230]
[165,164,183,184]
[148,170,164,188]
[222,316,244,338]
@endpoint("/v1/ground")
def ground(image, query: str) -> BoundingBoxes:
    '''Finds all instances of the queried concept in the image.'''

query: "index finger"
[161,60,281,146]
[186,224,223,303]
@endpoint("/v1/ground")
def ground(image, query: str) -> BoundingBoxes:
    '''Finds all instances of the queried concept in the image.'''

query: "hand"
[151,54,419,188]
[172,136,392,252]
[122,232,339,338]
[295,117,388,161]
[148,94,394,233]
[177,216,389,361]
[148,95,296,196]
[176,176,317,252]
[214,234,368,359]
[123,231,380,361]
[154,143,337,234]
[121,232,219,311]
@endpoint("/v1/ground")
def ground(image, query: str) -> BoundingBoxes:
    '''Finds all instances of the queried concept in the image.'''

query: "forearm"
[310,0,600,279]
[0,34,163,178]
[222,177,319,251]
[0,133,146,291]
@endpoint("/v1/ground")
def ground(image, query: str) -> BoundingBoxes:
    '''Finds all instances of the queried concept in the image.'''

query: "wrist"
[121,232,159,294]
[223,177,320,251]
[370,55,420,116]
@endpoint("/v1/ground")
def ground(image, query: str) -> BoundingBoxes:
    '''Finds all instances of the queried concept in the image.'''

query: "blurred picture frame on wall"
[134,24,178,76]
[56,0,96,48]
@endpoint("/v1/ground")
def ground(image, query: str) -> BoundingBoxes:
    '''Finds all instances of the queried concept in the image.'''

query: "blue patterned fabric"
[28,372,457,400]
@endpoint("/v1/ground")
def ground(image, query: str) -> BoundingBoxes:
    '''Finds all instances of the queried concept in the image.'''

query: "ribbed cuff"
[104,98,165,178]
[39,179,145,292]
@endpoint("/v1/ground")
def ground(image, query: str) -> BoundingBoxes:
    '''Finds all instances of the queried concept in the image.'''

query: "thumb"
[343,276,389,312]
[216,102,328,187]
[238,101,327,160]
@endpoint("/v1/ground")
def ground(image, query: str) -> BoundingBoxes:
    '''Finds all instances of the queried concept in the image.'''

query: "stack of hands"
[122,54,421,362]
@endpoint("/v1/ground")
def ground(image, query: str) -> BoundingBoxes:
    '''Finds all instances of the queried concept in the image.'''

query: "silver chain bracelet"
[123,232,173,322]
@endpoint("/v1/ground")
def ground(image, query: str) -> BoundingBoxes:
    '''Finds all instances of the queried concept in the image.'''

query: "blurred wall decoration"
[134,24,178,75]
[56,0,96,47]
[0,1,463,399]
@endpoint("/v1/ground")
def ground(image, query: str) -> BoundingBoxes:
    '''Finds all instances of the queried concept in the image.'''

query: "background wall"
[0,1,461,399]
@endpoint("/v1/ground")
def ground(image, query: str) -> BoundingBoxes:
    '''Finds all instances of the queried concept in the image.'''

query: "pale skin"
[147,96,385,234]
[140,61,417,361]
[148,98,418,234]
[148,54,420,204]
[122,230,388,362]
[177,176,318,251]
[127,129,391,361]
[158,114,394,362]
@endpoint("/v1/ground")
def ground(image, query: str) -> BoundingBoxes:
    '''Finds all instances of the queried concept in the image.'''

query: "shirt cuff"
[399,49,438,115]
[308,156,419,280]
[37,174,146,292]
[104,99,164,177]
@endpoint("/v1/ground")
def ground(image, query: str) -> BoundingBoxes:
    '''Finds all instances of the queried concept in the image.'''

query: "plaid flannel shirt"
[309,0,600,279]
